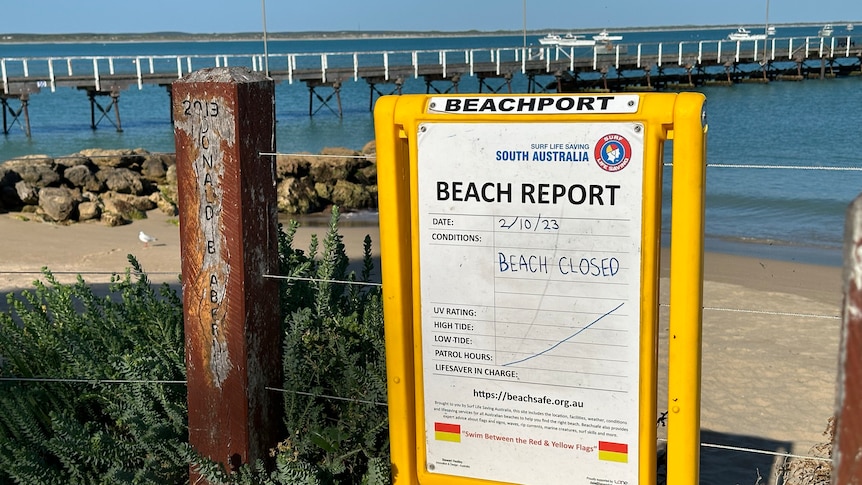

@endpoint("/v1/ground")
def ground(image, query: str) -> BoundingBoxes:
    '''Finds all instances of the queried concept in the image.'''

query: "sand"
[0,210,843,485]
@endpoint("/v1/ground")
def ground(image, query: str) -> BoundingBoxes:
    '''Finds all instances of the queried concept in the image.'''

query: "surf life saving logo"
[593,134,632,172]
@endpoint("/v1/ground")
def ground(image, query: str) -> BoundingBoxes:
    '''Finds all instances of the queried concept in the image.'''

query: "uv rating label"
[417,122,644,484]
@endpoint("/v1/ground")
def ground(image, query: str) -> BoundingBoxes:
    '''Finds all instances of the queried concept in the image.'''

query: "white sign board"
[417,121,644,484]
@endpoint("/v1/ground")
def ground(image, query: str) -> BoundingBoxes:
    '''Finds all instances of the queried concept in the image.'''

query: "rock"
[276,176,321,214]
[320,146,359,157]
[0,186,20,208]
[141,154,171,182]
[97,167,144,195]
[354,164,377,185]
[101,212,129,227]
[148,191,178,216]
[38,187,79,222]
[103,191,156,213]
[276,153,312,178]
[0,167,22,209]
[100,195,142,224]
[77,201,101,221]
[0,165,21,187]
[15,180,39,205]
[165,164,177,185]
[78,148,144,169]
[54,154,93,173]
[330,179,376,209]
[64,164,105,192]
[308,148,368,183]
[158,183,178,209]
[1,142,379,223]
[314,181,332,201]
[4,156,61,188]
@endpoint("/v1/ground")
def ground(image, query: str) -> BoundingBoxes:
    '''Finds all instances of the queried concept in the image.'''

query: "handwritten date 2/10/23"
[498,215,559,232]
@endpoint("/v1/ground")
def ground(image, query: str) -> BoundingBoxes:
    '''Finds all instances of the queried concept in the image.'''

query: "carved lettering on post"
[178,96,232,387]
[173,67,281,481]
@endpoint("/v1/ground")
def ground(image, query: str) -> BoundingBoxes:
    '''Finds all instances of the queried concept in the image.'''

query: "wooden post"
[172,67,281,481]
[838,194,862,484]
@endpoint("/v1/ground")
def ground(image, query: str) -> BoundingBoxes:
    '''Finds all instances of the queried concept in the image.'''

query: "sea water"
[1,27,860,265]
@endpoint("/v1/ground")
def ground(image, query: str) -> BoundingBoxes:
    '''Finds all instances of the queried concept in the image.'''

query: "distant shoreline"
[0,22,855,44]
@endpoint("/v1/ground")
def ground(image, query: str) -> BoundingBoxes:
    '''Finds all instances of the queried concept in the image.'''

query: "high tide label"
[417,121,644,484]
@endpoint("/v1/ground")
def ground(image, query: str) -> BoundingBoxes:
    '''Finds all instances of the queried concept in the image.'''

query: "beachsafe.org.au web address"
[474,389,583,409]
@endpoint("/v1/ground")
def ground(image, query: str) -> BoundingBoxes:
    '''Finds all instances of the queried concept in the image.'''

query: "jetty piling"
[0,80,39,136]
[79,85,125,131]
[0,92,31,137]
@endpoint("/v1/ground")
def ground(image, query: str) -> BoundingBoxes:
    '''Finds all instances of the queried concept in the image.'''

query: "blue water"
[2,26,861,266]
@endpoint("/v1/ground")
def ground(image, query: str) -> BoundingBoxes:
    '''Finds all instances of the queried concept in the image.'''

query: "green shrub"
[0,258,187,484]
[275,209,389,485]
[0,209,390,485]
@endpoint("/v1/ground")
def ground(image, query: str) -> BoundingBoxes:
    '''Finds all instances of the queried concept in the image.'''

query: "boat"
[767,25,776,36]
[592,29,623,43]
[538,33,562,45]
[728,27,767,41]
[818,24,834,37]
[556,34,596,47]
[538,33,596,47]
[848,23,855,32]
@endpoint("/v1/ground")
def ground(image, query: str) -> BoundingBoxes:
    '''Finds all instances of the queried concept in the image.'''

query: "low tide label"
[417,122,644,484]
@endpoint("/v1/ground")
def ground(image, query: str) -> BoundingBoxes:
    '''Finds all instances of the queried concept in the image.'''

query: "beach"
[0,210,843,484]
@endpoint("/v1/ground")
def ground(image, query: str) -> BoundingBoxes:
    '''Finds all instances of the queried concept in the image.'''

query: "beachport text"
[474,389,584,409]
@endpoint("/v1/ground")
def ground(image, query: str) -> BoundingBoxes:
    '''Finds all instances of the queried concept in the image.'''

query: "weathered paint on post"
[837,195,862,484]
[172,67,281,480]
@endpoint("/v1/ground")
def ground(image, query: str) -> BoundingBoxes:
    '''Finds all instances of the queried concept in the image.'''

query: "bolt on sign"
[374,93,707,485]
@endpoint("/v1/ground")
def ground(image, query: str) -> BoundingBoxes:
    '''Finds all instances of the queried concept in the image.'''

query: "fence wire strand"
[262,274,382,287]
[0,376,832,464]
[657,438,831,463]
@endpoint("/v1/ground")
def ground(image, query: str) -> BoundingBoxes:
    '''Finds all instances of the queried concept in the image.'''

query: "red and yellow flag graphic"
[434,422,461,442]
[598,441,628,463]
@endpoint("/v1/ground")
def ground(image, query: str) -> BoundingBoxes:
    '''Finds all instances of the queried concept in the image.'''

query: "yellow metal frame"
[374,92,706,485]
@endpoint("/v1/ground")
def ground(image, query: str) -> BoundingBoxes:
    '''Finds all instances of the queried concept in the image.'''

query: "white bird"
[139,231,157,248]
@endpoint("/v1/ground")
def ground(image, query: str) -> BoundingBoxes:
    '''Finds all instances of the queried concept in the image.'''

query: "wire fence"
[0,155,850,475]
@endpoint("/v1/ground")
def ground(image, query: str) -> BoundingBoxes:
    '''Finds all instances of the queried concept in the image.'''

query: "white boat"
[538,33,596,47]
[819,24,834,37]
[847,23,855,32]
[538,33,562,45]
[767,25,776,36]
[592,29,623,43]
[728,27,767,41]
[556,34,596,47]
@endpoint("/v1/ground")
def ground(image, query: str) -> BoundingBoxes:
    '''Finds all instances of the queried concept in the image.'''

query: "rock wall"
[0,143,378,225]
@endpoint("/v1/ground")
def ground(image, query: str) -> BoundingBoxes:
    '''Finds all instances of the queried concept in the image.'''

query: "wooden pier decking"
[2,34,860,134]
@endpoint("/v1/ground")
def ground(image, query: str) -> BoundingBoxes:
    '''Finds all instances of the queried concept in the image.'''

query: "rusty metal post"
[838,194,862,484]
[172,66,281,481]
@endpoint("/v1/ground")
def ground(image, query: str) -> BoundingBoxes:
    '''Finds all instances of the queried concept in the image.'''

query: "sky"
[1,0,858,35]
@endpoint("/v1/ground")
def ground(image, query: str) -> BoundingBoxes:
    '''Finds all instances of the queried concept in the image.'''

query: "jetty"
[1,33,860,135]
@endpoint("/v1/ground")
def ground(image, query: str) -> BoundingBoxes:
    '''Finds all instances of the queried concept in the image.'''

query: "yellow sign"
[374,93,706,485]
